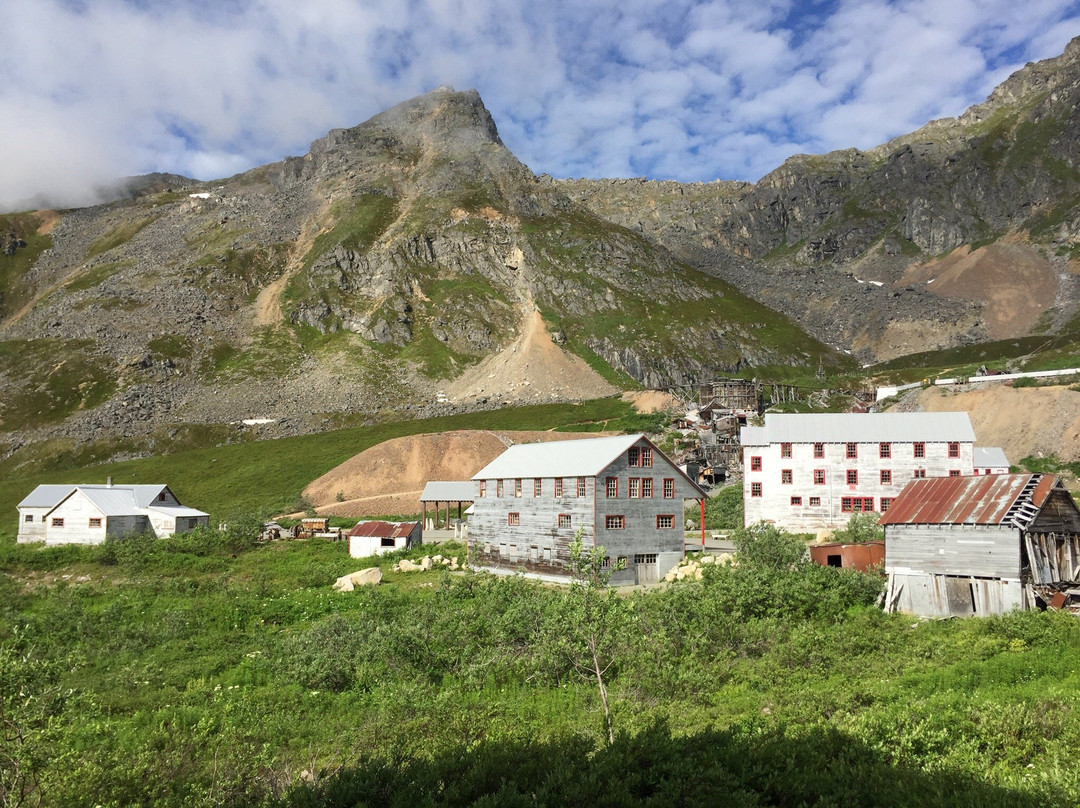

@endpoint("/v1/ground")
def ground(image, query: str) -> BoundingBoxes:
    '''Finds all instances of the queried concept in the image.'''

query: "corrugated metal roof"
[472,434,645,480]
[348,521,419,539]
[421,481,475,502]
[880,474,1048,525]
[739,412,975,445]
[973,446,1010,468]
[147,505,209,518]
[76,487,144,517]
[18,485,78,508]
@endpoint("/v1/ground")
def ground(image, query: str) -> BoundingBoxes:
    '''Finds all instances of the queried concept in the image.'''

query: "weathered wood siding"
[888,572,1024,617]
[885,523,1019,579]
[16,508,50,542]
[745,439,973,532]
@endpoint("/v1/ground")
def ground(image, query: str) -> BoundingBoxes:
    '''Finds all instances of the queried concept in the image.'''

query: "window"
[534,479,542,497]
[809,496,821,506]
[89,517,102,528]
[842,497,853,512]
[750,456,762,472]
[913,469,926,479]
[605,515,625,530]
[814,469,826,485]
[634,553,658,565]
[51,518,64,527]
[656,514,674,529]
[558,514,572,529]
[641,447,653,467]
[641,478,653,497]
[846,442,858,459]
[790,496,802,506]
[880,469,892,485]
[948,442,960,458]
[497,480,504,497]
[628,447,640,467]
[663,478,674,499]
[780,442,792,458]
[629,478,641,498]
[158,492,167,501]
[23,514,32,523]
[508,513,520,526]
[751,482,762,497]
[514,479,522,498]
[880,497,893,512]
[913,442,925,458]
[842,497,875,513]
[879,442,891,458]
[605,477,618,497]
[949,469,961,477]
[813,443,825,459]
[478,480,486,498]
[781,469,793,484]
[846,469,858,486]
[577,477,586,497]
[554,478,564,497]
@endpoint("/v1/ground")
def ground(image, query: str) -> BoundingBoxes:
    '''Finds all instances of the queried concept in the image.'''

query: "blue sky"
[1,0,1078,209]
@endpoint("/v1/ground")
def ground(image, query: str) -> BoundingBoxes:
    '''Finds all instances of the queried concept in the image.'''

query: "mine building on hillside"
[741,412,989,533]
[881,474,1080,617]
[17,480,209,544]
[469,434,705,585]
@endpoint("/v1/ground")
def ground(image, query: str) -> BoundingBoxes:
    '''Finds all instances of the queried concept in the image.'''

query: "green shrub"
[830,512,884,543]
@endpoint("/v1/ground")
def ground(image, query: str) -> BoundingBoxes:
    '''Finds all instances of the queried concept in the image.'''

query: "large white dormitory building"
[741,412,1009,533]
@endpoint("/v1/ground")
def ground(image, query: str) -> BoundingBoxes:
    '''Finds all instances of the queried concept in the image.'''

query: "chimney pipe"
[107,476,113,488]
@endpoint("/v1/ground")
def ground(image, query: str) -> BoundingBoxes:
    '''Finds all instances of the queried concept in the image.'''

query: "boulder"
[397,559,423,572]
[420,556,433,570]
[332,575,355,592]
[349,567,382,587]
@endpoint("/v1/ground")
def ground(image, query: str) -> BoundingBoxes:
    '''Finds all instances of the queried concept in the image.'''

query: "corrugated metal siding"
[740,412,975,445]
[879,474,1036,525]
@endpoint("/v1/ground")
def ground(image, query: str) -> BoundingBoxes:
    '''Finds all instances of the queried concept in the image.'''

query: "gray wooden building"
[469,433,706,585]
[881,473,1080,617]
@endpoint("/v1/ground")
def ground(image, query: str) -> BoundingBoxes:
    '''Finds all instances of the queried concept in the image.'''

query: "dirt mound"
[445,309,618,404]
[901,244,1057,339]
[622,390,682,413]
[908,384,1080,465]
[303,429,613,517]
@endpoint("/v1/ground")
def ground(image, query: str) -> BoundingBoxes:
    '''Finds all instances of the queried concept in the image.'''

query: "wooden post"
[423,502,427,529]
[700,499,706,547]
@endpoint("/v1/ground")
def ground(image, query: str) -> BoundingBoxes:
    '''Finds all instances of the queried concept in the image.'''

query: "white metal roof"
[21,483,184,515]
[473,434,645,480]
[18,485,79,509]
[739,412,975,445]
[147,505,209,518]
[421,481,475,502]
[974,446,1010,468]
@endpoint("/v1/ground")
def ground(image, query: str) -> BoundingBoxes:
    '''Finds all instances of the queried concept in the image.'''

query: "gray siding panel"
[885,524,1019,579]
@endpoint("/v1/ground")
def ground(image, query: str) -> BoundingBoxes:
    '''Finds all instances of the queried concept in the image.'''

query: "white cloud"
[0,0,1078,210]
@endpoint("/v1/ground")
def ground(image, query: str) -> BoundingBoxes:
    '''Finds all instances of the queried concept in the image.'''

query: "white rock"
[420,556,433,570]
[332,576,355,592]
[398,559,423,572]
[349,568,382,587]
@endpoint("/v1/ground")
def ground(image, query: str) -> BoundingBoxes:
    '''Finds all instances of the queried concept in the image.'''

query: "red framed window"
[605,515,625,530]
[949,469,961,477]
[913,442,925,458]
[880,469,892,484]
[558,514,571,529]
[554,478,564,497]
[508,513,520,526]
[879,442,891,458]
[478,481,486,498]
[781,469,793,484]
[641,478,653,497]
[948,442,960,458]
[846,442,858,459]
[841,497,854,513]
[577,477,587,497]
[656,514,674,529]
[605,477,618,497]
[750,456,762,472]
[790,496,802,506]
[640,447,653,467]
[629,478,641,498]
[628,447,640,467]
[814,469,826,485]
[534,479,542,497]
[663,478,674,499]
[846,469,858,485]
[781,442,792,458]
[813,443,824,459]
[514,479,522,498]
[809,496,821,506]
[51,518,64,527]
[880,497,893,512]
[750,482,762,497]
[842,497,875,513]
[913,469,926,478]
[89,517,102,528]
[496,480,504,497]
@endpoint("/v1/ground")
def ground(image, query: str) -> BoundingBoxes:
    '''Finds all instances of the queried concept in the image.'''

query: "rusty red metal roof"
[348,521,419,539]
[880,474,1054,525]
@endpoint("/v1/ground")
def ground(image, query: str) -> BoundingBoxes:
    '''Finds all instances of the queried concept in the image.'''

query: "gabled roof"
[880,473,1060,527]
[147,505,209,518]
[421,481,475,502]
[740,412,975,445]
[20,483,196,517]
[348,521,419,539]
[473,434,646,480]
[973,446,1010,468]
[18,485,79,509]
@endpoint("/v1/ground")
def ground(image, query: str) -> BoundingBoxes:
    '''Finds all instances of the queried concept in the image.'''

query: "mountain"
[561,37,1080,362]
[0,88,845,457]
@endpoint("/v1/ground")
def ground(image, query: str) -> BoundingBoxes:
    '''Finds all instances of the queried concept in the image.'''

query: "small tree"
[830,512,884,544]
[566,530,626,745]
[732,521,807,570]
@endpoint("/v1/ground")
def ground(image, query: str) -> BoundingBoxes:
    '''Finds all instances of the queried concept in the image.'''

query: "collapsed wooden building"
[881,474,1080,617]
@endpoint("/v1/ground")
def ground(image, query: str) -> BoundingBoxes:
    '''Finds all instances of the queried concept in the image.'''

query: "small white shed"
[347,521,422,558]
